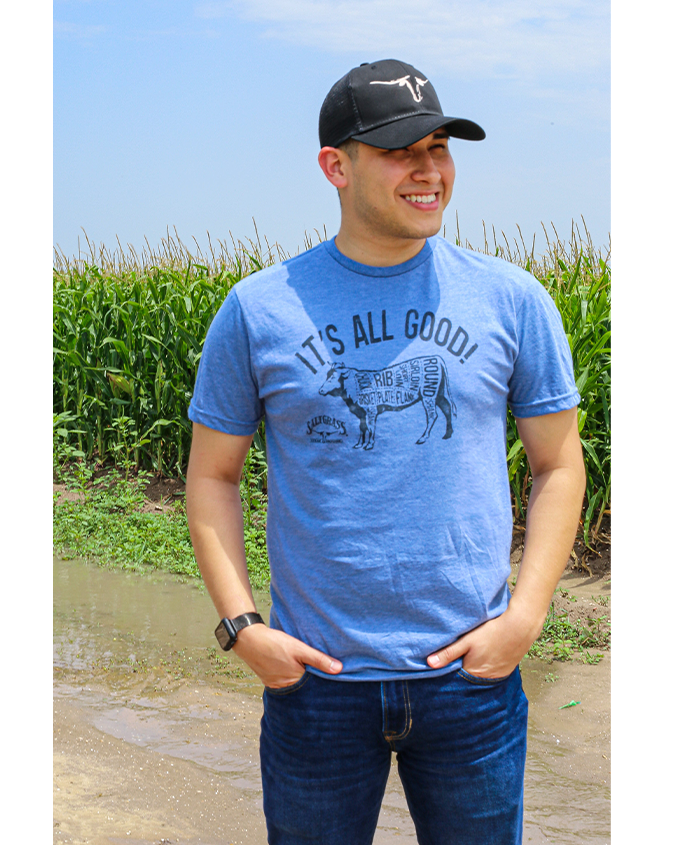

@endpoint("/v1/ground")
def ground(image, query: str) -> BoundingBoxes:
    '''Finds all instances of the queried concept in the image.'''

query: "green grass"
[53,468,270,590]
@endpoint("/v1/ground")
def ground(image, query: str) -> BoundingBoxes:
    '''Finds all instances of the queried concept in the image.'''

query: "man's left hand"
[426,603,544,678]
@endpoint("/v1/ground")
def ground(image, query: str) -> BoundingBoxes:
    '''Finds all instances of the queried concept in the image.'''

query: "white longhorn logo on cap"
[370,75,428,103]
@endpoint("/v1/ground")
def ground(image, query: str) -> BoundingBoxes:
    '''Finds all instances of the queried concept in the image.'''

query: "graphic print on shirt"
[318,355,457,450]
[305,415,348,444]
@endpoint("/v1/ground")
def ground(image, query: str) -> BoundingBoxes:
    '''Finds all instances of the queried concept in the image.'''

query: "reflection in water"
[54,557,609,844]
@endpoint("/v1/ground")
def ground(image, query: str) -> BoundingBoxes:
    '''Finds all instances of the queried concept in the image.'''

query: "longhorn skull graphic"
[370,75,429,103]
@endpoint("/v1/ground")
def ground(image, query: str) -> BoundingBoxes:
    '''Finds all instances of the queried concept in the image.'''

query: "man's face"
[342,131,456,242]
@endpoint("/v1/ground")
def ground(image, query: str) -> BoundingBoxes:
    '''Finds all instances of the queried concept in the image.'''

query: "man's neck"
[333,228,428,267]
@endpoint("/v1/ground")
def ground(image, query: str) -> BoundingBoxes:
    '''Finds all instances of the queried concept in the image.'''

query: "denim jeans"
[260,666,528,844]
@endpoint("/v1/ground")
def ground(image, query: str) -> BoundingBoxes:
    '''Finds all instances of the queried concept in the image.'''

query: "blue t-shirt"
[189,236,580,680]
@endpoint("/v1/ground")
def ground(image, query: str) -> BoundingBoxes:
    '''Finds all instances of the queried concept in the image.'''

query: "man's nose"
[410,150,441,181]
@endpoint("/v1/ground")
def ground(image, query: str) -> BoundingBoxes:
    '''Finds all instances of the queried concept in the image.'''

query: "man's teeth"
[404,194,436,204]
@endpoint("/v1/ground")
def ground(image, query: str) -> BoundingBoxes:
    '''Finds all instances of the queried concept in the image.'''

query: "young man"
[186,59,586,845]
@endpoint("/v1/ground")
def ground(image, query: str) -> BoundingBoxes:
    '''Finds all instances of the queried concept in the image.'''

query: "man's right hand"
[232,623,343,688]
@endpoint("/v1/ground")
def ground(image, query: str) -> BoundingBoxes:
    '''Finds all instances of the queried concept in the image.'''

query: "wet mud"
[54,557,610,844]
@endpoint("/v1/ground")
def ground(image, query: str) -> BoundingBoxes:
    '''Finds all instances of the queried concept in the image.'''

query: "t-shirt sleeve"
[507,279,581,418]
[188,288,264,435]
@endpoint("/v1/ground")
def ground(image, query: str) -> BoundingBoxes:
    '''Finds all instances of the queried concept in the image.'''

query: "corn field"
[53,222,610,545]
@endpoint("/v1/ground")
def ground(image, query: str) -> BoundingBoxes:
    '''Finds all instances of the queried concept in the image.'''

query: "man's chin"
[361,211,444,243]
[401,212,444,240]
[422,221,443,238]
[401,221,443,241]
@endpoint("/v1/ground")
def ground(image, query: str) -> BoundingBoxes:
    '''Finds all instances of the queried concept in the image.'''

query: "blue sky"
[53,0,610,260]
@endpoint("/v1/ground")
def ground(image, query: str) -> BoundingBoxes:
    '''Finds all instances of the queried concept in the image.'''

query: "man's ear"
[317,147,350,189]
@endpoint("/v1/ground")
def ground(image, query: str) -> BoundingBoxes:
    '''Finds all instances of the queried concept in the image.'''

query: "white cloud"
[54,21,106,39]
[195,1,232,19]
[195,0,609,80]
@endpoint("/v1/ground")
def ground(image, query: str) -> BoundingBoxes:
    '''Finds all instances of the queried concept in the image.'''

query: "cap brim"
[351,113,485,149]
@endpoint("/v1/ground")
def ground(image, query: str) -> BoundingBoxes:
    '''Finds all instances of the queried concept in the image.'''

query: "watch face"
[215,619,235,651]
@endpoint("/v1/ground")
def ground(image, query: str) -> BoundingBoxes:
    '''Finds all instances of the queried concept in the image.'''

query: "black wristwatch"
[215,612,265,651]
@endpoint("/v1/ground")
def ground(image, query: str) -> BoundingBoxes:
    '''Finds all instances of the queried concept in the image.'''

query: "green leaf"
[107,372,133,397]
[506,439,524,462]
[575,367,589,395]
[580,439,604,476]
[577,408,587,433]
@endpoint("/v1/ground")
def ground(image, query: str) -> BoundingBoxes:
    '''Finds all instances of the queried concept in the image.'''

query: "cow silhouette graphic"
[318,356,457,450]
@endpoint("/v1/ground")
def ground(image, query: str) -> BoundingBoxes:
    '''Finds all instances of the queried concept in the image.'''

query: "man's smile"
[402,192,439,208]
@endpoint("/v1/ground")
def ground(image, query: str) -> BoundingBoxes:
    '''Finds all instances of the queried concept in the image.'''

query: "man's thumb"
[427,636,468,668]
[302,646,342,675]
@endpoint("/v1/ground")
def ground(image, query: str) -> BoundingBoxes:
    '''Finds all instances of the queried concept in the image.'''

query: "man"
[186,59,586,845]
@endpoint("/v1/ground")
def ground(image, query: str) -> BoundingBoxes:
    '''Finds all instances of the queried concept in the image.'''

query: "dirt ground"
[54,684,269,845]
[54,475,610,845]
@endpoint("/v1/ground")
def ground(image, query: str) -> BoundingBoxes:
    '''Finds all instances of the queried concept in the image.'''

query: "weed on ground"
[53,465,270,590]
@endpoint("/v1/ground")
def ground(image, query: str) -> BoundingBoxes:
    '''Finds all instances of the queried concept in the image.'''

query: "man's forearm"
[186,475,259,620]
[508,461,586,636]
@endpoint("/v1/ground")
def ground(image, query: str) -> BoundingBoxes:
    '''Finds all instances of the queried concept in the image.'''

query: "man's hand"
[233,624,343,688]
[426,603,543,678]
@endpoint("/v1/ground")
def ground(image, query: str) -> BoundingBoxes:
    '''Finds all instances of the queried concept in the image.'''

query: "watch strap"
[230,612,265,634]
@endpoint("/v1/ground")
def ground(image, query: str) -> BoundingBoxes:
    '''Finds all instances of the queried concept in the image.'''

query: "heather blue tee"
[188,236,580,680]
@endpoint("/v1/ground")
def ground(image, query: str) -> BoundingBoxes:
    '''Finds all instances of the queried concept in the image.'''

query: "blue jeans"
[260,666,528,844]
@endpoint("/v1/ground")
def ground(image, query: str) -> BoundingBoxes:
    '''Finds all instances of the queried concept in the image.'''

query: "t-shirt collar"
[324,236,433,277]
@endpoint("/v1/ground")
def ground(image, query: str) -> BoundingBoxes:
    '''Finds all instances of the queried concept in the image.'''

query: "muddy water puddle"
[54,557,609,844]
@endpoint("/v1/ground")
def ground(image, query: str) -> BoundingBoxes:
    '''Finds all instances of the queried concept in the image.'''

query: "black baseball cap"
[319,59,485,150]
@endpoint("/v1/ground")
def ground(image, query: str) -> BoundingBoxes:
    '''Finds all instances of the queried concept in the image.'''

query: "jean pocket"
[264,670,311,696]
[457,667,512,686]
